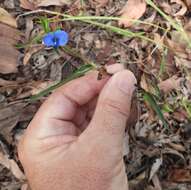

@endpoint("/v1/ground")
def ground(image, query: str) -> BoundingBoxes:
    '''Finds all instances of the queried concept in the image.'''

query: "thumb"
[84,70,137,149]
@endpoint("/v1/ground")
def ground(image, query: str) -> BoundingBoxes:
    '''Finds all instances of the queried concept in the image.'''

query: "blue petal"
[54,30,69,46]
[42,33,55,47]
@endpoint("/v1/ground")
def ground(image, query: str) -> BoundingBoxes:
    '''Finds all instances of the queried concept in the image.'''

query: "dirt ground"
[0,0,191,189]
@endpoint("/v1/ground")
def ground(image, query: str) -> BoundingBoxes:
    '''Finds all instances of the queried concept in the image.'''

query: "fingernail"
[116,70,137,94]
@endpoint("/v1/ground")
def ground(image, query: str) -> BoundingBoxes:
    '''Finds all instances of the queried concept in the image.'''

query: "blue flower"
[42,30,69,48]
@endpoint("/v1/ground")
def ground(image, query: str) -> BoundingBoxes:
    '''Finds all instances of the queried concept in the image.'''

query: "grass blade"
[76,19,159,46]
[39,17,51,33]
[29,64,95,101]
[145,0,180,30]
[181,97,191,119]
[143,90,168,128]
[145,0,191,48]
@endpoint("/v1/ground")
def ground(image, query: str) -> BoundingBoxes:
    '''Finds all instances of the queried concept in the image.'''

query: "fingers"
[83,70,137,149]
[35,71,108,121]
[73,96,98,129]
[47,72,109,118]
[29,71,109,138]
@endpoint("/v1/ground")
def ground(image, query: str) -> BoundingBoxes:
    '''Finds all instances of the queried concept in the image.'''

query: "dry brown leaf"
[0,45,19,74]
[0,103,36,143]
[172,109,188,122]
[185,0,191,9]
[31,81,55,95]
[160,2,172,15]
[166,37,187,58]
[4,0,15,9]
[38,0,71,7]
[0,102,26,121]
[0,23,20,74]
[182,122,191,139]
[158,75,183,93]
[0,23,20,45]
[89,0,109,8]
[171,0,187,16]
[20,0,36,10]
[175,56,191,68]
[151,175,162,190]
[23,45,43,65]
[170,30,189,48]
[123,133,129,156]
[168,168,191,183]
[20,0,71,10]
[0,7,17,28]
[21,183,31,190]
[126,97,139,128]
[163,147,185,161]
[0,43,19,74]
[0,103,26,133]
[25,17,34,41]
[140,74,150,92]
[160,0,187,16]
[168,142,186,152]
[0,116,19,143]
[21,184,29,190]
[140,74,157,95]
[149,158,163,181]
[0,79,18,86]
[0,152,25,180]
[119,0,146,27]
[153,33,165,50]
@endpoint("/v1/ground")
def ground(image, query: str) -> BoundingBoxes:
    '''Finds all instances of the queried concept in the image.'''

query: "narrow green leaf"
[162,103,173,113]
[39,17,51,33]
[159,48,167,78]
[145,0,191,48]
[29,64,94,101]
[181,98,191,119]
[145,0,180,30]
[143,90,168,128]
[16,33,44,49]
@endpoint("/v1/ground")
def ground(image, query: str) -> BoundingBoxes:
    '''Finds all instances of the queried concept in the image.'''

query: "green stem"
[29,64,95,101]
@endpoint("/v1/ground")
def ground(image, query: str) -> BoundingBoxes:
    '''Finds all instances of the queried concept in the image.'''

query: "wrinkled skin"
[18,65,136,190]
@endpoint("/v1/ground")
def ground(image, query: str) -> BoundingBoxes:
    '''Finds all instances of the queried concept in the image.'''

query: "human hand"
[18,65,137,190]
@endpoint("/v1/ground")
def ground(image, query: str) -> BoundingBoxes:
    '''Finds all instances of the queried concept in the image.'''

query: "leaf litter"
[1,0,191,189]
[118,0,147,27]
[0,21,20,74]
[20,0,71,10]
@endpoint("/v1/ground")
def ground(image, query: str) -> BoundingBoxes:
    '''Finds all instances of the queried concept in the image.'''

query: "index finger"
[35,71,109,121]
[25,64,125,140]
